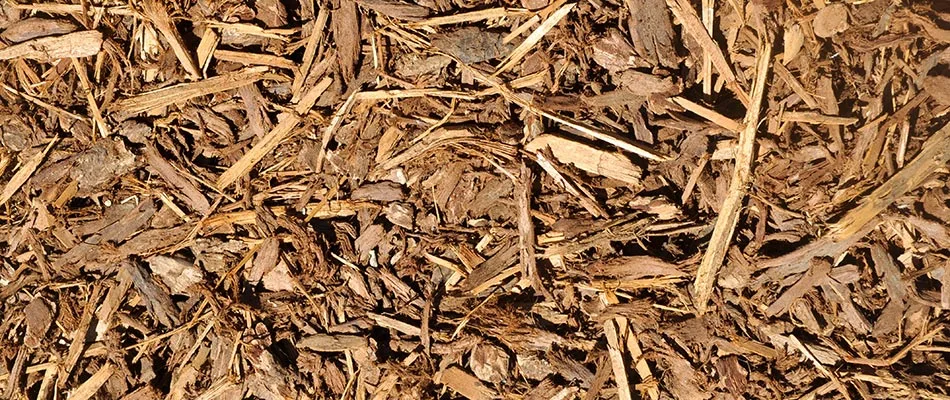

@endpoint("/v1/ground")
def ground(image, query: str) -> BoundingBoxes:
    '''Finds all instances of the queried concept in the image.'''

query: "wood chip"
[111,67,272,115]
[526,134,643,186]
[436,366,498,400]
[0,30,101,60]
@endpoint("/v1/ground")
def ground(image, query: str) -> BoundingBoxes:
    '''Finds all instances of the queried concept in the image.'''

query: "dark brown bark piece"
[625,0,678,68]
[124,260,181,327]
[331,0,360,84]
[351,181,405,202]
[23,297,52,349]
[431,27,513,64]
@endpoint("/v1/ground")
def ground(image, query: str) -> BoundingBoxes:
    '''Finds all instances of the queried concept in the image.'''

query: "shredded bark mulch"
[2,0,950,398]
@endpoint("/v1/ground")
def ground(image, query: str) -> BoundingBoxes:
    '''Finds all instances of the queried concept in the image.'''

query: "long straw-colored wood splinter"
[216,77,332,189]
[693,36,773,314]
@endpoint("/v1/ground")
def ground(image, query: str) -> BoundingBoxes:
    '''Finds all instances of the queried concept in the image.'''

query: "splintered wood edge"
[200,200,377,230]
[0,30,102,61]
[516,161,545,296]
[60,285,105,385]
[665,0,750,106]
[492,3,575,76]
[526,134,642,186]
[215,116,300,189]
[141,0,201,79]
[0,137,58,206]
[625,328,660,400]
[213,50,298,71]
[454,57,670,162]
[406,7,531,27]
[693,37,773,314]
[111,67,272,115]
[8,3,132,15]
[367,312,422,336]
[215,77,332,189]
[701,0,714,96]
[314,88,359,174]
[782,111,858,125]
[532,150,607,217]
[68,363,114,400]
[671,96,743,133]
[603,319,634,400]
[292,7,329,99]
[70,58,110,137]
[828,121,950,239]
[754,113,950,280]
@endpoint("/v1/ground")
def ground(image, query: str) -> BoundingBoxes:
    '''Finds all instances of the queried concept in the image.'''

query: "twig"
[516,161,547,297]
[693,34,773,314]
[701,0,714,95]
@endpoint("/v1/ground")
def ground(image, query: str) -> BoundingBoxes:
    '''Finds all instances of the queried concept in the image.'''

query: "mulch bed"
[2,0,950,398]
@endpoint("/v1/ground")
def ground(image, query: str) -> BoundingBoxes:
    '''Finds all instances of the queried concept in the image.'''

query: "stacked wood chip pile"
[2,0,950,398]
